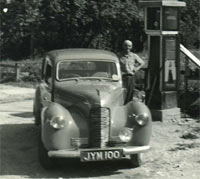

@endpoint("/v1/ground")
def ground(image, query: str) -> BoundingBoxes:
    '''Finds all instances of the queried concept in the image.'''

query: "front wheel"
[33,93,42,126]
[129,154,142,168]
[38,133,55,169]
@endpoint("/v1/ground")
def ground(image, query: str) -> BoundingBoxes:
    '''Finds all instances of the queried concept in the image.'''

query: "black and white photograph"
[0,0,199,179]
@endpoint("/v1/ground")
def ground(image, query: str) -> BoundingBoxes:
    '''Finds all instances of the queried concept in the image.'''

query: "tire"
[34,109,41,126]
[129,154,142,168]
[33,98,42,126]
[38,133,55,169]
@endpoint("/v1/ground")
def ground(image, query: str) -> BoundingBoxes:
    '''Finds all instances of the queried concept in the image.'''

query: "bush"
[0,58,42,83]
[20,61,42,82]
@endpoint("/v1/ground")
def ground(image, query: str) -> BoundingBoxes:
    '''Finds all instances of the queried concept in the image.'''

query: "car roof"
[46,48,119,63]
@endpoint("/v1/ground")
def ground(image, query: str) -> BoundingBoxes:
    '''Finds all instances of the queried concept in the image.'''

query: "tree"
[4,0,199,59]
[38,0,144,52]
[180,0,200,48]
[0,0,43,60]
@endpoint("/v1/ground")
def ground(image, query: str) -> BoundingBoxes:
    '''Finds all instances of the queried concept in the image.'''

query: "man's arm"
[133,54,145,72]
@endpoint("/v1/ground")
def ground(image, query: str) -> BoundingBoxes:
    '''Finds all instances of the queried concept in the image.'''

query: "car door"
[34,56,53,125]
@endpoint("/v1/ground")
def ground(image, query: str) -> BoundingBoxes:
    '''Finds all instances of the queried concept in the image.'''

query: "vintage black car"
[33,48,152,169]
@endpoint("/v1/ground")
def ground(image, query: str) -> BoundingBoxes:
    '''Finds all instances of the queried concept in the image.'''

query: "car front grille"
[71,138,88,148]
[89,107,110,148]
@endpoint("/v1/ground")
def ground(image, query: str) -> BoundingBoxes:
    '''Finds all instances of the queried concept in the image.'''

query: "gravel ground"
[0,84,200,179]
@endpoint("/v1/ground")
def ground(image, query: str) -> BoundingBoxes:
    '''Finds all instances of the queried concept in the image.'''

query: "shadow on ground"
[179,91,200,118]
[0,123,140,178]
[11,112,33,118]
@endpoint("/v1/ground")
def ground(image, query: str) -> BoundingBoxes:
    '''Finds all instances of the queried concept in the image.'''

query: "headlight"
[50,116,65,129]
[135,113,149,126]
[119,128,133,142]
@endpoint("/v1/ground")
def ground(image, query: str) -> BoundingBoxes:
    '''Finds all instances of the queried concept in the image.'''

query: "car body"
[33,48,152,169]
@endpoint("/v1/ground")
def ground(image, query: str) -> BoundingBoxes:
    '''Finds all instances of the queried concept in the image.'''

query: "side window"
[45,63,52,84]
[43,57,52,86]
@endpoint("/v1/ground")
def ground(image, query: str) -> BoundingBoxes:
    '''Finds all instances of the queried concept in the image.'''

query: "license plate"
[80,149,123,162]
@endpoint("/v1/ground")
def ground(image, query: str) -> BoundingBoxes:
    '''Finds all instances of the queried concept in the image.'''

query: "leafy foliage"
[0,0,199,60]
[0,0,43,59]
[0,0,144,59]
[180,0,200,48]
[37,0,144,51]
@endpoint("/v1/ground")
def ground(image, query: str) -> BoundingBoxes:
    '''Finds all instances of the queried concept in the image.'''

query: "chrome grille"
[71,138,88,148]
[89,107,110,148]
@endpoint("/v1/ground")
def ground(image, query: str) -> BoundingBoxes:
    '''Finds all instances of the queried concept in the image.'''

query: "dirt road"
[0,84,200,179]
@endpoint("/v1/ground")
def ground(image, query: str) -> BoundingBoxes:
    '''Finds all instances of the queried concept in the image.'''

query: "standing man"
[119,40,145,103]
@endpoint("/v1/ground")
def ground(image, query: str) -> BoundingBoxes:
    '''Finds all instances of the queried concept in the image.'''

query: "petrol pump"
[139,0,186,121]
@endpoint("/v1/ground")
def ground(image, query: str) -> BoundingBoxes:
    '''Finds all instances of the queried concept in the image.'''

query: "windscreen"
[57,60,119,80]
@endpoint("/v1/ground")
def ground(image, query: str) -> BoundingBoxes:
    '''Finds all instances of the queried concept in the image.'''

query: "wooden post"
[15,63,20,81]
[0,66,2,82]
[185,57,189,92]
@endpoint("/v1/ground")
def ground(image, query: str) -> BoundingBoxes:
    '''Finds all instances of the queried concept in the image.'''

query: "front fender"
[126,100,152,146]
[41,103,88,150]
[110,100,152,147]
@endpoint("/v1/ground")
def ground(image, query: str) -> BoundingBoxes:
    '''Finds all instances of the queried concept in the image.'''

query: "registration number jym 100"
[80,149,123,162]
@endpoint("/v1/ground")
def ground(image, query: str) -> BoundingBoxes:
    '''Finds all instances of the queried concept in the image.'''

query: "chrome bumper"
[48,146,150,158]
